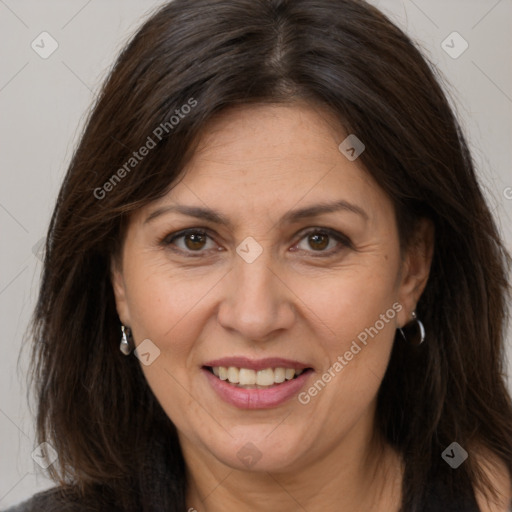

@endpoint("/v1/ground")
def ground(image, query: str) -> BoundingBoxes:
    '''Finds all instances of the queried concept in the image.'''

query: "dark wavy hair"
[26,0,512,510]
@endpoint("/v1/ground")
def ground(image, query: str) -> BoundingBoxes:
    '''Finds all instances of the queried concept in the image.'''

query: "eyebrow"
[144,199,369,227]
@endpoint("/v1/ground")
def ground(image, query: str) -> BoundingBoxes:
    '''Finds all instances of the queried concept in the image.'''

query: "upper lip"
[203,357,312,371]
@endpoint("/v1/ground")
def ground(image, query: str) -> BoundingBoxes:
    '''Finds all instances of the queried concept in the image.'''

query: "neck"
[181,405,403,512]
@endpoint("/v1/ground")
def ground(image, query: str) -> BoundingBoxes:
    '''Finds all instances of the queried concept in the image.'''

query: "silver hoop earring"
[120,325,134,355]
[399,311,425,346]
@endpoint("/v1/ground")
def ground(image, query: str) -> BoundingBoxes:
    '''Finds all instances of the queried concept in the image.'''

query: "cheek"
[124,258,223,355]
[292,258,399,346]
[291,257,400,411]
[295,272,399,430]
[123,261,216,432]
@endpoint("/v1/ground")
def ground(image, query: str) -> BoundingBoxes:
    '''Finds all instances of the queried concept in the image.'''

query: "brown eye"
[163,229,216,254]
[307,232,330,251]
[183,232,207,251]
[293,228,352,256]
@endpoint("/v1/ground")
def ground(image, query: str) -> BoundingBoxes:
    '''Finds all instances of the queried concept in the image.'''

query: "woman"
[4,0,512,510]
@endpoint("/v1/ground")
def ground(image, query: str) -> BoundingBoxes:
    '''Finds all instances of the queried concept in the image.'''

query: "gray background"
[1,0,511,507]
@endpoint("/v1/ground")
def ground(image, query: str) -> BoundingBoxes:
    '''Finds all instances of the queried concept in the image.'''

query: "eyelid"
[161,227,217,255]
[161,226,353,256]
[296,227,354,251]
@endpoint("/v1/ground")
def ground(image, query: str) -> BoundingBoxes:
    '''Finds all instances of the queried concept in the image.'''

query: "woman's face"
[112,102,431,474]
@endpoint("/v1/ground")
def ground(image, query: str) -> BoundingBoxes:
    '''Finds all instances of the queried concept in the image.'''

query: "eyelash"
[160,227,353,258]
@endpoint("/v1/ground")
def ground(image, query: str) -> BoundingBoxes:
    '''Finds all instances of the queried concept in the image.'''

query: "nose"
[217,247,296,341]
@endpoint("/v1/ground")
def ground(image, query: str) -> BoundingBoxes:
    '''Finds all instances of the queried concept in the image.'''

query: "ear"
[396,217,435,327]
[110,255,132,327]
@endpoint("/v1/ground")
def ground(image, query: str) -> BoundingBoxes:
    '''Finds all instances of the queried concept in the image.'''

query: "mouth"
[203,365,313,389]
[201,357,315,408]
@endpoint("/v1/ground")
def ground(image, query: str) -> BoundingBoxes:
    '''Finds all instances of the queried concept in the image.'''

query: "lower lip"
[202,368,313,409]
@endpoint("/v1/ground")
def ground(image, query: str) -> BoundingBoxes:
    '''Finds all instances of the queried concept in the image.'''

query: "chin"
[205,434,306,473]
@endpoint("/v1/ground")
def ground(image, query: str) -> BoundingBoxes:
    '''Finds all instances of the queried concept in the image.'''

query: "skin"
[111,102,435,511]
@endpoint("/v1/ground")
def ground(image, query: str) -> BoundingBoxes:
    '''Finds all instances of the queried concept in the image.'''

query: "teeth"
[239,368,256,385]
[256,368,274,386]
[227,366,239,383]
[274,367,286,383]
[210,366,306,387]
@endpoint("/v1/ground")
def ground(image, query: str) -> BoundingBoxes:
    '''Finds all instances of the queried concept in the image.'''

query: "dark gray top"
[2,487,102,512]
[2,476,481,512]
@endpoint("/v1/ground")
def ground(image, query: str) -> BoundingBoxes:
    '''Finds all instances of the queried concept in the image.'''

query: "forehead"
[134,102,393,229]
[192,102,352,171]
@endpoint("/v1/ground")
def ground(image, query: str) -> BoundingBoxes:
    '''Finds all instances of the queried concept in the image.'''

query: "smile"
[202,358,314,409]
[207,366,306,388]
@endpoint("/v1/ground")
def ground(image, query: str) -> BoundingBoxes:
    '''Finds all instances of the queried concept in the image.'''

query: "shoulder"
[1,486,106,512]
[473,447,512,512]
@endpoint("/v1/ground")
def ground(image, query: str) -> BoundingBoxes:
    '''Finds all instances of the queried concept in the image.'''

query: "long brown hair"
[27,0,512,510]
